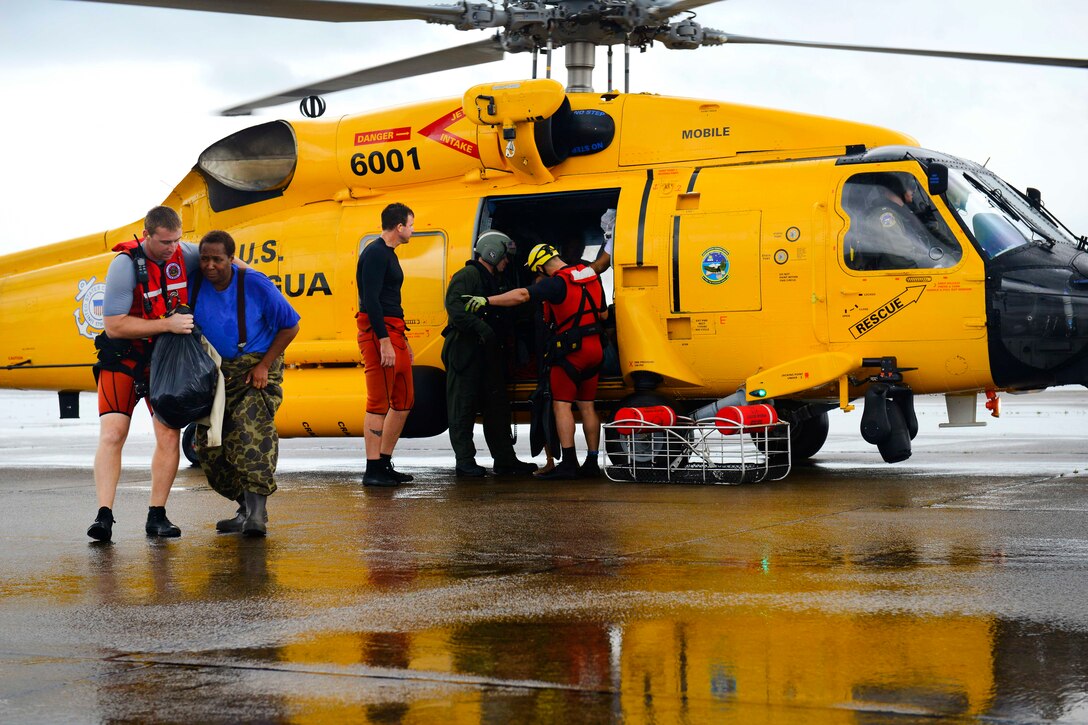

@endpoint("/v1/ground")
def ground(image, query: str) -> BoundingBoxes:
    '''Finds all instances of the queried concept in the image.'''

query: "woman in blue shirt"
[191,230,300,537]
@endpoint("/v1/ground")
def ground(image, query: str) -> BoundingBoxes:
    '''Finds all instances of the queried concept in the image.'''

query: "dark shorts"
[357,314,414,415]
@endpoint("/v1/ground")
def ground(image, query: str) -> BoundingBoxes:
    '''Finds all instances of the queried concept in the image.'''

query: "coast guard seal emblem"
[74,276,106,339]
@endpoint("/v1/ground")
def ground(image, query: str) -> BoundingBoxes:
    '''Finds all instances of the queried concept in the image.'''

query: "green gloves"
[462,295,488,313]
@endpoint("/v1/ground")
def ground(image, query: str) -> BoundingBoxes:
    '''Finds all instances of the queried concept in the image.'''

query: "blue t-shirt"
[192,268,300,360]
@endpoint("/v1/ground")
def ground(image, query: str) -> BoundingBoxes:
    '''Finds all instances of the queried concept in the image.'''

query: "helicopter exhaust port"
[859,357,919,463]
[464,79,615,183]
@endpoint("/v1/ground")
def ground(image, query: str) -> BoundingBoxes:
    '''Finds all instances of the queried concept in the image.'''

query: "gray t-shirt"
[102,242,200,317]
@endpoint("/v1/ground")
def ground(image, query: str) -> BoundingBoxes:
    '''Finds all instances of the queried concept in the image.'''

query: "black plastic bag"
[149,324,217,430]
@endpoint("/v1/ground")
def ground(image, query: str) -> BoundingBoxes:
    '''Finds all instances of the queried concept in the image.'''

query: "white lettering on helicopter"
[682,127,731,140]
[354,127,411,146]
[849,285,926,338]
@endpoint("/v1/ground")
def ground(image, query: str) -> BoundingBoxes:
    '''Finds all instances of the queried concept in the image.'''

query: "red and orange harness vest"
[93,239,190,378]
[542,264,606,380]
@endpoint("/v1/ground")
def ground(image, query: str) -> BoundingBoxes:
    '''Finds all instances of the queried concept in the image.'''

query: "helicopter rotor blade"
[706,32,1088,69]
[647,0,729,21]
[219,36,506,116]
[72,0,471,25]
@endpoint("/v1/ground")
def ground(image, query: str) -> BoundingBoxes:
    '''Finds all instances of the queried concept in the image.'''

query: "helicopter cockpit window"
[944,168,1034,259]
[842,171,961,271]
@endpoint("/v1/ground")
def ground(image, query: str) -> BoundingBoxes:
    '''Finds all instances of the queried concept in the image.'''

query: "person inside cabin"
[844,172,959,271]
[190,230,300,538]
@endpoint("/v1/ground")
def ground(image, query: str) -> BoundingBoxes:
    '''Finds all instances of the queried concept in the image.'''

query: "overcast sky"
[0,0,1084,255]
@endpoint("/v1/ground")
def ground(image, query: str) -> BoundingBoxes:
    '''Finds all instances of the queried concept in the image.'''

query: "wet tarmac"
[1,389,1086,723]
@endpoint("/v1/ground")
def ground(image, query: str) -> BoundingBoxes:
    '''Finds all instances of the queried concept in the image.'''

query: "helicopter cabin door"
[672,211,762,313]
[828,169,986,347]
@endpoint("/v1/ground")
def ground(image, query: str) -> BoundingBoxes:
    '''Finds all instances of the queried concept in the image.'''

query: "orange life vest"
[111,238,190,320]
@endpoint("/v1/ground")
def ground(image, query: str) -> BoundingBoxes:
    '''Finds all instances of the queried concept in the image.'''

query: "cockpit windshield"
[945,164,1079,259]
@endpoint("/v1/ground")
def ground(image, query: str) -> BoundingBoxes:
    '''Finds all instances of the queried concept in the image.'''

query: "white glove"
[601,208,616,255]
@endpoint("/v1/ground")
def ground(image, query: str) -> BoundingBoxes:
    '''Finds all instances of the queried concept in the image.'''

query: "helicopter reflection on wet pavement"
[0,390,1087,723]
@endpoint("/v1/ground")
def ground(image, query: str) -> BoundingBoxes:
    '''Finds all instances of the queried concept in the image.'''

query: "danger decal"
[354,127,411,146]
[417,108,479,159]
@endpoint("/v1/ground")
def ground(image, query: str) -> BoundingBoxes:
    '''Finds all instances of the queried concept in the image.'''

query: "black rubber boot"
[537,448,579,480]
[87,506,114,542]
[215,496,247,534]
[242,491,268,538]
[381,453,413,483]
[536,454,579,481]
[145,506,181,538]
[578,456,602,478]
[363,459,399,486]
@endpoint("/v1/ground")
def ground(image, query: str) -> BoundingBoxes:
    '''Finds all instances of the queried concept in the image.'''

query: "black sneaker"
[455,462,488,477]
[494,460,538,476]
[384,461,414,483]
[363,467,400,487]
[145,507,181,538]
[87,506,114,542]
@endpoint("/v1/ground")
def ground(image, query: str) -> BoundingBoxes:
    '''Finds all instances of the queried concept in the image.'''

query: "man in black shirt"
[356,203,415,486]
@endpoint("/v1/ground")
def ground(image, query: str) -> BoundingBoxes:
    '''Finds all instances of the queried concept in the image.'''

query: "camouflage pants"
[194,353,284,499]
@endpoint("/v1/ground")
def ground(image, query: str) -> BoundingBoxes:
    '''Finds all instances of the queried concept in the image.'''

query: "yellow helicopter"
[1,0,1085,467]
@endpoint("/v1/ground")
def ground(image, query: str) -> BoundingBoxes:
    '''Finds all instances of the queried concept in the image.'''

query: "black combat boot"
[242,491,268,538]
[216,496,247,533]
[87,506,114,542]
[145,506,181,537]
[494,459,538,476]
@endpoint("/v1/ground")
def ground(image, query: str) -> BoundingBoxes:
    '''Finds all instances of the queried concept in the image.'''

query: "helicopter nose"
[987,242,1088,389]
[987,245,1088,388]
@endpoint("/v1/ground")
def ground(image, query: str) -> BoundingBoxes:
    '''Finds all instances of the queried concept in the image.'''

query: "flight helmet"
[475,230,514,266]
[526,243,560,272]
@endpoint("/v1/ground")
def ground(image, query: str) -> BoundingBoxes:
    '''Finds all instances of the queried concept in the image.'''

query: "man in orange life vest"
[464,243,608,480]
[88,206,205,541]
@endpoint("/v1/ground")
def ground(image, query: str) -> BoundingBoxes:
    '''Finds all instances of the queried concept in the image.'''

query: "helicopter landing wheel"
[181,423,200,467]
[752,401,830,465]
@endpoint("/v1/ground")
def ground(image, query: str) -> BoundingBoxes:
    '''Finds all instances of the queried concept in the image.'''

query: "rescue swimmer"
[88,206,200,541]
[464,242,608,480]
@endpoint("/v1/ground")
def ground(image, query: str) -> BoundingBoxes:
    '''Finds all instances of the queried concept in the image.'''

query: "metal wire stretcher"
[603,414,792,484]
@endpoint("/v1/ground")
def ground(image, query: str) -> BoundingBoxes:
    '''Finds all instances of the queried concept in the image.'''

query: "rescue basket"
[603,408,791,484]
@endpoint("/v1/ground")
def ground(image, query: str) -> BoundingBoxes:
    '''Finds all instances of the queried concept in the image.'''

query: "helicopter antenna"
[625,38,632,94]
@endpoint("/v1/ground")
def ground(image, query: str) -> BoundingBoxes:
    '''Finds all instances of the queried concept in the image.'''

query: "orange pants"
[356,314,414,414]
